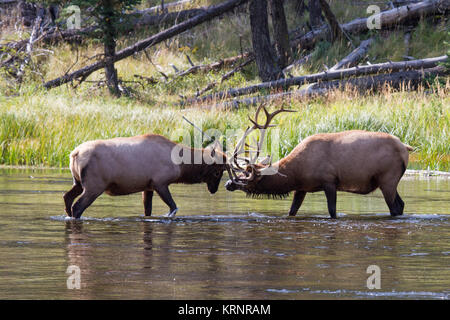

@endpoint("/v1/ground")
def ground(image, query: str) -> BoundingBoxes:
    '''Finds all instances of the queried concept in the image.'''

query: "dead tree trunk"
[295,0,306,18]
[329,38,373,70]
[291,0,449,51]
[200,66,448,109]
[269,0,291,68]
[308,0,323,28]
[190,55,447,102]
[16,15,41,84]
[103,10,120,96]
[43,0,249,89]
[0,7,208,54]
[318,0,344,41]
[249,0,282,81]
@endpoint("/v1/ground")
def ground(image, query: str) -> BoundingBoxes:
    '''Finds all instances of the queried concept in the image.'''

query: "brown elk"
[64,134,228,219]
[224,105,413,218]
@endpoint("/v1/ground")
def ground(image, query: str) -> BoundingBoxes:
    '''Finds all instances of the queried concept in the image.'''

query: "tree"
[249,0,282,82]
[70,0,142,96]
[269,0,291,68]
[308,0,323,28]
[318,0,344,41]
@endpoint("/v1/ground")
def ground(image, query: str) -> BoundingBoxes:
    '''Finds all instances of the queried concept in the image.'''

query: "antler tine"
[232,126,254,170]
[229,104,296,182]
[265,105,296,125]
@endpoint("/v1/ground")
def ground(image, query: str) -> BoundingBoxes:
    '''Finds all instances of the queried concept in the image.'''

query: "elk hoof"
[166,208,178,218]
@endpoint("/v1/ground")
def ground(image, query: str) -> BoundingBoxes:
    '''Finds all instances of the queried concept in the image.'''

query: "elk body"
[225,106,413,218]
[64,134,227,219]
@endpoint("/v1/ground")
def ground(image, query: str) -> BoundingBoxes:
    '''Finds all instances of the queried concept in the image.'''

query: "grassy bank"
[0,86,448,170]
[0,1,448,170]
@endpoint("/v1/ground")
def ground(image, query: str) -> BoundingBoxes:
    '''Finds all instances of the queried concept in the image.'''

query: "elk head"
[225,104,295,194]
[203,145,228,194]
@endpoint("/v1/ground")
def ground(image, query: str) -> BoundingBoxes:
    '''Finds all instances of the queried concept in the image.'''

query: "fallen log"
[173,52,253,79]
[43,0,250,89]
[130,7,207,29]
[141,0,194,14]
[318,0,346,41]
[329,38,373,71]
[283,52,314,74]
[195,56,254,96]
[188,55,447,103]
[189,0,448,81]
[291,0,449,51]
[311,66,448,91]
[0,7,207,52]
[202,66,448,109]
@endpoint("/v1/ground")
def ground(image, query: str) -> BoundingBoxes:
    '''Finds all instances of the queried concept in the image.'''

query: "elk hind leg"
[71,187,103,219]
[63,179,83,217]
[143,190,154,216]
[394,192,405,216]
[323,184,337,219]
[380,183,403,217]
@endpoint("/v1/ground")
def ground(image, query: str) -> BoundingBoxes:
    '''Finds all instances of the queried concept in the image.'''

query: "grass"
[0,85,448,170]
[0,1,449,170]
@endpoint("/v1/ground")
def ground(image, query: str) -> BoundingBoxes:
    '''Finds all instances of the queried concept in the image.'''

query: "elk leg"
[394,192,405,216]
[323,184,337,219]
[71,189,102,219]
[288,191,306,216]
[380,184,402,216]
[155,185,178,217]
[142,190,154,216]
[63,179,83,217]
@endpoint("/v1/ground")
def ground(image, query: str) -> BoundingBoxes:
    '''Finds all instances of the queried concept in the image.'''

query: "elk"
[64,134,228,219]
[224,105,413,218]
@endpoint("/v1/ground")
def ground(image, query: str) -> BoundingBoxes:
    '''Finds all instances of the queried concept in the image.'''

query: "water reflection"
[0,169,449,299]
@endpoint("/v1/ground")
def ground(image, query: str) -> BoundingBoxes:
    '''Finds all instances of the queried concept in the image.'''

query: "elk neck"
[249,159,298,197]
[176,147,214,184]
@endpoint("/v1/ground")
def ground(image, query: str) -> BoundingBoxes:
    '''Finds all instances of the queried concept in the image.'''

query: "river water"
[0,168,448,299]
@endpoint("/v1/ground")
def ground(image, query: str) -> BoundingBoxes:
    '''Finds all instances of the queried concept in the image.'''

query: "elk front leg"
[288,191,306,216]
[142,190,154,216]
[323,184,337,219]
[155,185,178,217]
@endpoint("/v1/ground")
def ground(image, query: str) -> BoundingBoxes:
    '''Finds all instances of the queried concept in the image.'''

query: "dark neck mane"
[245,164,296,198]
[177,163,210,184]
[174,146,214,184]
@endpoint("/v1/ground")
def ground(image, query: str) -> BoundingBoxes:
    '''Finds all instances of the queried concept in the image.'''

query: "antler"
[228,103,295,182]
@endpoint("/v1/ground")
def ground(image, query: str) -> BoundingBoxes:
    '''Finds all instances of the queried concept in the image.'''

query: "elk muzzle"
[225,179,238,191]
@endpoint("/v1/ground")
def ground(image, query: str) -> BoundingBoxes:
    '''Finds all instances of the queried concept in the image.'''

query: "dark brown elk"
[64,134,227,219]
[225,105,413,218]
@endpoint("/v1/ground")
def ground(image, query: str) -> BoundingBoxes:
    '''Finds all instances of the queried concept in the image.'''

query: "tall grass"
[0,1,448,170]
[0,86,448,170]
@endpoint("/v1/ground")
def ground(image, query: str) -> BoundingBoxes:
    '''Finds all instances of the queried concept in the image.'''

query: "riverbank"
[0,82,449,171]
[1,3,448,171]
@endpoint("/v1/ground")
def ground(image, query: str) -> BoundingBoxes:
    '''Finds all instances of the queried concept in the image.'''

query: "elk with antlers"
[225,105,413,218]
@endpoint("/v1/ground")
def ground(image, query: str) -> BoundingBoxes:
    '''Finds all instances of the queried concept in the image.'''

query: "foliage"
[0,86,448,170]
[67,0,142,44]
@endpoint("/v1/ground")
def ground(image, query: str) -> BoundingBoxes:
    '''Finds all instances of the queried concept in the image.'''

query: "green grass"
[0,1,449,170]
[0,86,448,170]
